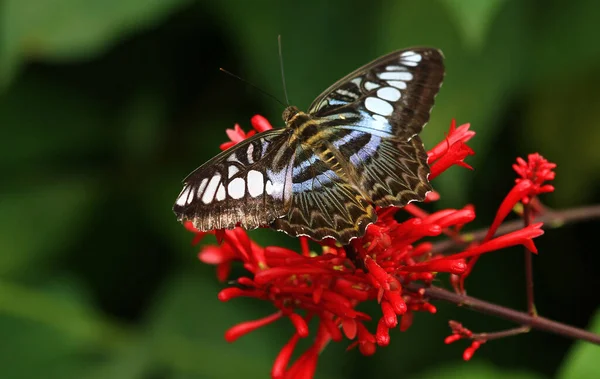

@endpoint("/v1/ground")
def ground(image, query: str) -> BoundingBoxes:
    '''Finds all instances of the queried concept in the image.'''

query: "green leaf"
[523,73,600,205]
[116,88,168,165]
[205,0,381,118]
[0,0,192,89]
[529,0,600,84]
[439,0,507,50]
[145,272,279,378]
[0,313,90,379]
[414,362,543,379]
[0,179,99,275]
[0,73,108,275]
[557,309,600,379]
[0,73,106,166]
[81,344,150,379]
[0,279,135,379]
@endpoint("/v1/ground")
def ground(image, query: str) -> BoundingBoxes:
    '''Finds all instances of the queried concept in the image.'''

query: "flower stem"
[523,203,537,316]
[470,325,530,341]
[408,284,600,345]
[432,204,600,254]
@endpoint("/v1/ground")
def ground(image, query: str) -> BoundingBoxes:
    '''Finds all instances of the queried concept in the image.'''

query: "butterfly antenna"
[278,35,290,106]
[219,67,286,107]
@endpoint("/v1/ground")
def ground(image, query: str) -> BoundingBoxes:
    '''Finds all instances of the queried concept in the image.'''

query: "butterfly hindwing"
[309,47,443,207]
[271,143,376,245]
[332,129,431,206]
[173,129,296,231]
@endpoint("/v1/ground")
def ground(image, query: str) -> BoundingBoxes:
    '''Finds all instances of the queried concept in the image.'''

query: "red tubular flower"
[427,119,476,180]
[399,311,414,331]
[429,142,475,180]
[485,153,556,241]
[250,114,274,132]
[272,333,300,379]
[444,321,486,361]
[183,116,555,378]
[427,119,475,162]
[283,322,330,379]
[513,154,556,187]
[219,115,274,150]
[463,340,483,361]
[220,124,256,150]
[225,312,283,342]
[457,153,557,285]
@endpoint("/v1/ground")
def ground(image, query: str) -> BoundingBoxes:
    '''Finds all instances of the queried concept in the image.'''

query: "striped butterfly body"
[174,48,445,245]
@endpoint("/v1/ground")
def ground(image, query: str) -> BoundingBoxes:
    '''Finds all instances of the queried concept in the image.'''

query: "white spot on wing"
[372,114,388,123]
[387,80,407,90]
[246,144,254,164]
[228,165,239,178]
[202,174,221,204]
[401,52,422,67]
[247,170,264,197]
[364,81,380,91]
[377,87,401,102]
[379,72,413,81]
[196,178,208,198]
[365,97,393,116]
[266,169,287,200]
[397,72,413,81]
[385,65,405,71]
[228,178,245,199]
[175,186,191,206]
[216,183,226,201]
[401,51,422,62]
[265,180,274,195]
[336,89,359,99]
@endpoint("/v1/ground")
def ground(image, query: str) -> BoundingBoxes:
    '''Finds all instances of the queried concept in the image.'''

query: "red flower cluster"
[184,116,555,379]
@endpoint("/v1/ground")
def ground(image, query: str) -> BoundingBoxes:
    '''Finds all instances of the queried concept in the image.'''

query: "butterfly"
[173,47,445,245]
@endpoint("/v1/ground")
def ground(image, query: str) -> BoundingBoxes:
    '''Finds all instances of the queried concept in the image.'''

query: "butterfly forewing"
[310,48,444,139]
[173,129,296,231]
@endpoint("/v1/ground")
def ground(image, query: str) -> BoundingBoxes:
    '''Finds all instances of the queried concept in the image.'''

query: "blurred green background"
[1,0,600,378]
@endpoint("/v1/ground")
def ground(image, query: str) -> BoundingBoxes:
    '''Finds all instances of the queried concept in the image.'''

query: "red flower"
[427,119,476,180]
[444,321,484,361]
[454,153,557,285]
[219,115,273,150]
[183,117,554,378]
[485,153,556,241]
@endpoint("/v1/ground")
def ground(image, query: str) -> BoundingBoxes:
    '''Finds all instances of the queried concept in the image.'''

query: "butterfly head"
[282,105,300,124]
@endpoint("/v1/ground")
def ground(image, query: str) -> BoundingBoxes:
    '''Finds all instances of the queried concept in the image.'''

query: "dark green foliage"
[1,0,599,378]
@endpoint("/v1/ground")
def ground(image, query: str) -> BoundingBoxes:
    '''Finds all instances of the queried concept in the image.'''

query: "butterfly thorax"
[282,105,364,195]
[282,105,301,124]
[281,105,322,145]
[283,106,313,129]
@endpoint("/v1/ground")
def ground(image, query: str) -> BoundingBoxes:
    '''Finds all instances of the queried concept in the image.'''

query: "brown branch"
[432,204,600,254]
[448,320,531,342]
[406,284,600,345]
[470,326,530,341]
